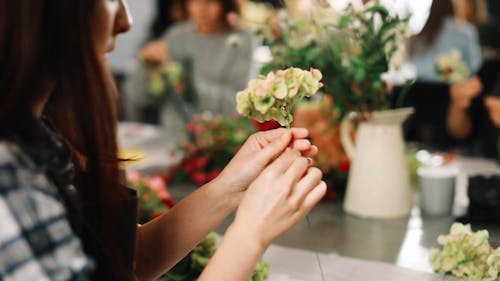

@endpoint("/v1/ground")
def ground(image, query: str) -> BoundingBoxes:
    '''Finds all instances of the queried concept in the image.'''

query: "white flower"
[435,49,470,84]
[430,223,499,281]
[226,34,242,48]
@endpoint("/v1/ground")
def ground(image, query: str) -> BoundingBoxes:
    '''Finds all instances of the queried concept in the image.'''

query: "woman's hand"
[229,148,326,249]
[140,40,169,66]
[197,148,325,281]
[447,77,483,139]
[484,96,500,128]
[212,128,318,203]
[449,77,482,110]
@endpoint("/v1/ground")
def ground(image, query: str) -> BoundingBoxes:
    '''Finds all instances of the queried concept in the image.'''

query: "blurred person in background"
[0,0,325,280]
[409,0,481,82]
[453,0,500,59]
[445,60,500,159]
[400,0,481,150]
[445,0,500,159]
[127,0,257,144]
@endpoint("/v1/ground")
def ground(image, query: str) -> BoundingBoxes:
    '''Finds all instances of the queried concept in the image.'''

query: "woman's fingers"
[290,127,309,139]
[485,97,500,127]
[291,139,318,157]
[140,41,168,64]
[283,157,310,186]
[252,130,292,166]
[252,128,288,144]
[233,156,325,247]
[301,181,327,213]
[291,139,311,151]
[252,127,308,147]
[288,168,323,205]
[265,148,300,176]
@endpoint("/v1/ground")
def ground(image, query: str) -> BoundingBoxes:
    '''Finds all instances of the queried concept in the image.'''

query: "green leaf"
[338,15,351,29]
[364,5,389,20]
[354,68,366,82]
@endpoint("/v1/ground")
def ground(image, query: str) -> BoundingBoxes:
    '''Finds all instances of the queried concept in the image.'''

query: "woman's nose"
[114,0,133,35]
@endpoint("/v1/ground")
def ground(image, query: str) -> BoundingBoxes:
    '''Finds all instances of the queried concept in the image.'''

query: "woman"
[454,0,500,58]
[129,0,256,137]
[409,0,482,82]
[401,0,483,149]
[0,0,326,280]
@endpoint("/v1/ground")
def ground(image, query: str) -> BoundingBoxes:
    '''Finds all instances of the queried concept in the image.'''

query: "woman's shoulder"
[164,21,195,40]
[0,141,34,171]
[444,17,478,38]
[0,141,53,193]
[0,140,94,280]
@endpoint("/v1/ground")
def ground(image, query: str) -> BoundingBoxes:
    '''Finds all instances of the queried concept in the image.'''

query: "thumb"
[254,130,293,166]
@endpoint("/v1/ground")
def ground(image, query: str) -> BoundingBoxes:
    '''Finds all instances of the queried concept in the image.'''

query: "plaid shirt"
[0,142,94,281]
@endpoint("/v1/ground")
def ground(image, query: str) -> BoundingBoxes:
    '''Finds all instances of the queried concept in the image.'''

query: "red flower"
[206,168,222,182]
[181,157,198,174]
[251,119,281,131]
[162,197,176,208]
[161,172,174,185]
[190,172,209,185]
[338,160,351,173]
[323,187,337,201]
[153,212,164,219]
[192,156,209,170]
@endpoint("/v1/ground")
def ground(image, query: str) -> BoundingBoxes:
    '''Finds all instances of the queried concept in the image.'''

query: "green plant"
[261,2,410,116]
[165,114,256,186]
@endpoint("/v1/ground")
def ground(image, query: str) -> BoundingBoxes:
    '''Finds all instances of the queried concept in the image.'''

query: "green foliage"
[184,115,256,170]
[166,114,256,186]
[164,232,270,281]
[252,260,271,281]
[262,2,410,116]
[165,232,219,281]
[127,173,171,223]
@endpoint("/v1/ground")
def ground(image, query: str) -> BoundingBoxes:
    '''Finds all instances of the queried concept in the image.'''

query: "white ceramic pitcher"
[341,107,414,219]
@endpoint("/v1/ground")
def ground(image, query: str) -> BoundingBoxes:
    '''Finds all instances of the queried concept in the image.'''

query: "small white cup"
[417,166,458,216]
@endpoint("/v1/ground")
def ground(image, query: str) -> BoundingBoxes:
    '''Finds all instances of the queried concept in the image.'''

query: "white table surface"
[264,244,458,281]
[118,122,498,281]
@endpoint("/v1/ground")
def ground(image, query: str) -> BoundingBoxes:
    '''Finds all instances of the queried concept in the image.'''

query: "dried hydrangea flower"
[236,67,323,128]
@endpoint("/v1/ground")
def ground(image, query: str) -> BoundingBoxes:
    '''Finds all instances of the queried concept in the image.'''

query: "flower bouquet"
[435,49,470,84]
[240,1,275,36]
[127,171,270,281]
[165,114,256,186]
[145,57,198,119]
[430,223,500,281]
[260,1,410,115]
[148,62,184,97]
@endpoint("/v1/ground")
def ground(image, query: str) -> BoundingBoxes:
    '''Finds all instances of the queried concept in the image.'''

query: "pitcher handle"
[340,112,357,160]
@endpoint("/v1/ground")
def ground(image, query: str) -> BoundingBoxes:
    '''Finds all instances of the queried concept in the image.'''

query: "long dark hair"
[415,0,455,47]
[0,0,132,279]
